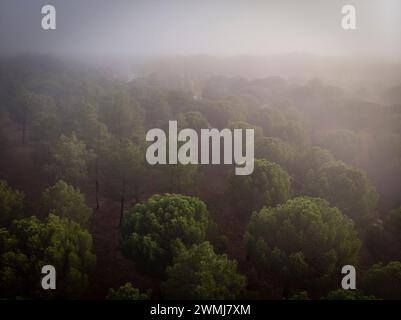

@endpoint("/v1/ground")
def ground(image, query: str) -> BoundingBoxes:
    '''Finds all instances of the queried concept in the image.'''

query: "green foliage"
[0,214,96,299]
[167,91,196,114]
[304,160,378,226]
[228,159,291,217]
[276,119,310,148]
[289,146,333,196]
[46,134,93,186]
[249,108,310,147]
[0,180,25,227]
[178,111,209,131]
[101,138,145,207]
[228,121,264,138]
[3,57,401,300]
[74,100,111,148]
[157,164,201,195]
[387,207,401,245]
[368,133,401,205]
[361,261,401,299]
[40,180,92,225]
[207,220,229,254]
[29,95,59,144]
[320,129,361,164]
[121,194,210,276]
[197,99,244,129]
[139,89,172,128]
[8,90,56,144]
[324,289,376,300]
[245,197,361,296]
[248,108,286,137]
[256,137,296,172]
[296,147,334,174]
[162,242,246,299]
[99,92,144,141]
[106,282,151,300]
[365,207,401,262]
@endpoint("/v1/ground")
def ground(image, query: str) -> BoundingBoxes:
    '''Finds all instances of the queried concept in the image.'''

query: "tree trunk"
[119,178,126,227]
[283,285,290,299]
[95,158,100,210]
[169,166,174,193]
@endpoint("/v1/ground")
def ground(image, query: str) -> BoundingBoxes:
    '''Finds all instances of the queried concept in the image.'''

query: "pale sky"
[0,0,400,60]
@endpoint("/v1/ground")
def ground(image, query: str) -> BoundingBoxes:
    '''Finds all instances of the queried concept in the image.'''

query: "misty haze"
[0,0,401,302]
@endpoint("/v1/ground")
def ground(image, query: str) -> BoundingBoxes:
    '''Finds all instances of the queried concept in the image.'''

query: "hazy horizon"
[1,0,401,62]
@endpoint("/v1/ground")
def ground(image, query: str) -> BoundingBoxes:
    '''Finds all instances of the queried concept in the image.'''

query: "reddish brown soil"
[0,119,249,299]
[85,198,158,299]
[0,118,47,203]
[0,119,156,298]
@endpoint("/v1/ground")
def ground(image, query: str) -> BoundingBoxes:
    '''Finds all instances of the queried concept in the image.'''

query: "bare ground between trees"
[0,120,155,298]
[0,119,250,299]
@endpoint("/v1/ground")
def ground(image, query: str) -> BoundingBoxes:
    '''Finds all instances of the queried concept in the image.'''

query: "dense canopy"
[121,193,210,275]
[245,197,361,296]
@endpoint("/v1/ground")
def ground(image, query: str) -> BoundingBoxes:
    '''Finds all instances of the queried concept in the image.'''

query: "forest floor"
[0,119,157,298]
[0,118,47,203]
[1,119,380,299]
[85,198,158,299]
[0,119,249,299]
